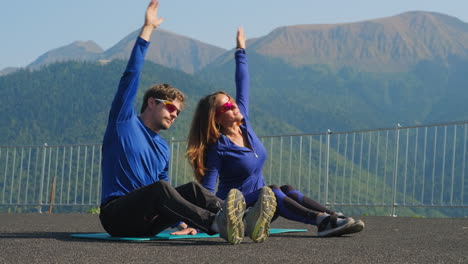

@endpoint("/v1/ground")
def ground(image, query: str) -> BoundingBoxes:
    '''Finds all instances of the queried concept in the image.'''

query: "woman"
[187,27,364,237]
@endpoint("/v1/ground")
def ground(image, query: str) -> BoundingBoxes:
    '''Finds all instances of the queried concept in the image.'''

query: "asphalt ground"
[0,213,467,263]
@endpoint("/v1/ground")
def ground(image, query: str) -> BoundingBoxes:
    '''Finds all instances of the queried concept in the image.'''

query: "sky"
[1,0,467,70]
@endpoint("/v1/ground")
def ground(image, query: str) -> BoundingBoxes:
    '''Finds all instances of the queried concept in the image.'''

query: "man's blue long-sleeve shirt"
[201,50,267,201]
[101,37,169,205]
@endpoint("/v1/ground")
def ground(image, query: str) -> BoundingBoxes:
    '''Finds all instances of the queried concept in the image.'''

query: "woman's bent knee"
[280,185,295,192]
[269,184,280,190]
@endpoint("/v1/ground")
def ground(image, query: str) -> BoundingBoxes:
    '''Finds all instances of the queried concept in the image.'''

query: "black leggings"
[269,184,335,225]
[99,181,222,237]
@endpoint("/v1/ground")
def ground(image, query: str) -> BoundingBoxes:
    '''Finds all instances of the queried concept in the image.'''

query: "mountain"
[28,41,104,69]
[243,11,468,72]
[103,29,226,74]
[23,28,226,75]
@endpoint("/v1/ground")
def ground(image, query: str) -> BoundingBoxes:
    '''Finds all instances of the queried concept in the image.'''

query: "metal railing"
[1,121,467,216]
[0,144,102,213]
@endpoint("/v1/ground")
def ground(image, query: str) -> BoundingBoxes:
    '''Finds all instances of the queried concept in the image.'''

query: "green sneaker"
[215,189,246,245]
[244,186,277,243]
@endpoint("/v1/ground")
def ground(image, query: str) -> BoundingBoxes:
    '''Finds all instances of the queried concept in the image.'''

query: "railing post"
[38,143,48,214]
[2,149,9,205]
[169,137,174,185]
[325,129,332,206]
[392,124,401,217]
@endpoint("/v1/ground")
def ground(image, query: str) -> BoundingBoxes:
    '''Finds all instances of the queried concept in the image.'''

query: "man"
[98,0,275,245]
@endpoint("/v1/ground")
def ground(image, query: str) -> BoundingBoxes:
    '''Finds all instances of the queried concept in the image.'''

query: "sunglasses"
[216,99,235,115]
[154,98,181,115]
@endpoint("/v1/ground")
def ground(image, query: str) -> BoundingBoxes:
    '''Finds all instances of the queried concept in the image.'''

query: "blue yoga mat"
[71,228,307,241]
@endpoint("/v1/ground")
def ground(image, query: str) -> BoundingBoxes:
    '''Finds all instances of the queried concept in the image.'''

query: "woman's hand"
[237,27,246,49]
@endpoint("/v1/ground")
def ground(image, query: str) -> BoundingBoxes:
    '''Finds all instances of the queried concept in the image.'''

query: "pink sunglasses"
[216,99,235,115]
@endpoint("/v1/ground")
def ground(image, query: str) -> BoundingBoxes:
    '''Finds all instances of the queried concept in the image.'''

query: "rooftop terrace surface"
[0,213,467,263]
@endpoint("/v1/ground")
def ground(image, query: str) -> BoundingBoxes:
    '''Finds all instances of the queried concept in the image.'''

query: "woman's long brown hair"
[186,91,229,182]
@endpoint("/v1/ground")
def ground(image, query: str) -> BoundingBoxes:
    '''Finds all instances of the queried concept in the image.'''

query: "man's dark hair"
[140,83,185,113]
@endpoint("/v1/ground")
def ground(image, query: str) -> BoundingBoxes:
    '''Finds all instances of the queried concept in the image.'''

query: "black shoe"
[335,213,365,235]
[317,214,355,237]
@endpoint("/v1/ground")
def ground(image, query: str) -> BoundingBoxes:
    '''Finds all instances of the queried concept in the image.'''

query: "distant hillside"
[0,60,203,145]
[198,51,468,132]
[28,41,103,69]
[245,11,468,72]
[0,59,297,145]
[0,67,19,76]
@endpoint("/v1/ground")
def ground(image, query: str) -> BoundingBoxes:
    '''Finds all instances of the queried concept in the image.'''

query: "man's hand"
[170,227,198,235]
[145,0,164,29]
[237,27,246,49]
[140,0,164,41]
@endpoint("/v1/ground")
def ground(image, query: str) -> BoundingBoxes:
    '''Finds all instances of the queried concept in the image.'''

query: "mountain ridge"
[2,11,468,75]
[102,28,227,74]
[246,11,468,72]
[28,40,104,69]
